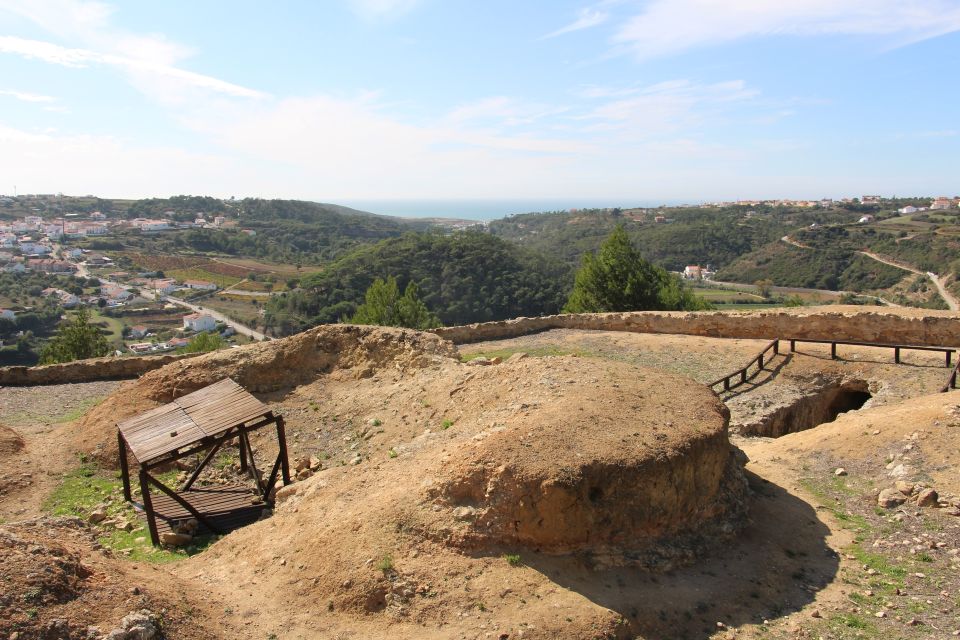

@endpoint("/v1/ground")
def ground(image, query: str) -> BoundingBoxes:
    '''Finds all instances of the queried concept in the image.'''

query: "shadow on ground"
[518,470,837,639]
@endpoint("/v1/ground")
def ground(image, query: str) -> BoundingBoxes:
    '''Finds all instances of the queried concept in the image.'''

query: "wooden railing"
[785,338,956,367]
[942,360,960,393]
[708,339,780,393]
[709,338,959,395]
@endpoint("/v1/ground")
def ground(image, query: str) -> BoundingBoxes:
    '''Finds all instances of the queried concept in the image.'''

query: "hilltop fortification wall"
[0,353,199,386]
[432,306,960,347]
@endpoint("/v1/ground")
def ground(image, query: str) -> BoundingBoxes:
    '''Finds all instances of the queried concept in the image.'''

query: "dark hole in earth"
[739,381,872,438]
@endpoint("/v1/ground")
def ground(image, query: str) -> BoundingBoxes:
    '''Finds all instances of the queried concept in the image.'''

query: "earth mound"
[184,355,748,637]
[74,324,458,463]
[426,361,747,564]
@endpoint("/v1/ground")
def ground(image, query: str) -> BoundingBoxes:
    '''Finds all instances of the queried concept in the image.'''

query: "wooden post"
[139,467,160,546]
[894,347,901,364]
[118,430,131,502]
[238,434,248,473]
[740,369,747,384]
[183,437,226,491]
[790,339,796,352]
[947,350,953,368]
[276,416,291,485]
[240,432,264,497]
[758,354,764,370]
[831,342,837,360]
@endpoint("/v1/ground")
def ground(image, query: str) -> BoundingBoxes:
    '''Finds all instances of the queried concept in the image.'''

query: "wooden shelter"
[117,378,290,545]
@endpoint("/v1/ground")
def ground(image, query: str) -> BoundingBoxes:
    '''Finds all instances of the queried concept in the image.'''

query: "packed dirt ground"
[2,320,960,639]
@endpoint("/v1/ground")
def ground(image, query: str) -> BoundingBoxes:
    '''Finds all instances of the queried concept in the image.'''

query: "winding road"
[857,251,958,311]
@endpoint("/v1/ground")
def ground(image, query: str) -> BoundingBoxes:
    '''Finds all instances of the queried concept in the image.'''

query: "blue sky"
[0,0,958,204]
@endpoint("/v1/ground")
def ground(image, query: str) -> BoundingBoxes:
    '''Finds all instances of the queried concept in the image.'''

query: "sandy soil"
[3,324,960,639]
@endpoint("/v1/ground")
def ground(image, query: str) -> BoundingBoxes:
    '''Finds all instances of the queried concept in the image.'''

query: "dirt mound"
[0,424,24,454]
[183,356,747,638]
[74,324,457,464]
[0,516,223,639]
[426,363,747,563]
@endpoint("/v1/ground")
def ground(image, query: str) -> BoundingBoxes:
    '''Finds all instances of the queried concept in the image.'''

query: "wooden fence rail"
[942,360,960,393]
[785,338,956,368]
[708,339,780,393]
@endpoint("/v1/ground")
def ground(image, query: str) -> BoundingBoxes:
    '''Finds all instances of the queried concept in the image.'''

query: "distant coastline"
[337,199,690,221]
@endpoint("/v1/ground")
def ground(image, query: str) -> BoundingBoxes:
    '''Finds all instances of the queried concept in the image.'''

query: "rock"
[114,518,133,532]
[296,468,313,481]
[896,480,915,496]
[89,508,108,524]
[104,609,160,640]
[835,468,847,476]
[810,609,822,618]
[275,483,299,504]
[875,610,887,618]
[453,506,476,520]
[490,357,502,365]
[294,457,310,472]
[350,455,362,465]
[917,488,939,507]
[309,455,322,471]
[878,488,907,509]
[467,357,492,366]
[505,352,527,363]
[159,532,192,547]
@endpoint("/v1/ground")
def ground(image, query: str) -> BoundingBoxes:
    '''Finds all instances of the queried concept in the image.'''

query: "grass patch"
[504,553,523,567]
[43,460,216,563]
[377,554,394,572]
[52,396,106,423]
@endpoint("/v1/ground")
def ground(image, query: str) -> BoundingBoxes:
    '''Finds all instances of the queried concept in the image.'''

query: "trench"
[737,380,872,438]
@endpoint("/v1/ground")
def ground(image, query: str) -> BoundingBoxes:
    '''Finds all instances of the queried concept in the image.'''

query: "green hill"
[263,231,569,335]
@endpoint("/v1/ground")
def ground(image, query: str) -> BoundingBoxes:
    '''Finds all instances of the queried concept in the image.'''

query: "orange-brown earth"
[1,315,959,639]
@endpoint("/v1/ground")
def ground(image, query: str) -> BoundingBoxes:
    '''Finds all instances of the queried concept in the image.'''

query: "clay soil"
[2,321,960,639]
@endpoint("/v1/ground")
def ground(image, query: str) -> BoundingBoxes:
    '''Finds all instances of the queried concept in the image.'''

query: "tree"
[177,331,225,354]
[350,276,441,329]
[754,279,774,298]
[563,225,710,313]
[40,307,110,364]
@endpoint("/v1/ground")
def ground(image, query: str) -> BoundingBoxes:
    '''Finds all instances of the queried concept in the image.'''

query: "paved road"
[858,251,959,311]
[160,296,267,341]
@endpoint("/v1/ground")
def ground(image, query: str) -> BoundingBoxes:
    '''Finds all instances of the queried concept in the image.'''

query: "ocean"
[337,199,691,221]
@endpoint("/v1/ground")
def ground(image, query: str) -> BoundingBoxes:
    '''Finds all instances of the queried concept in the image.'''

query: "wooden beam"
[276,416,290,485]
[118,430,132,502]
[239,432,265,498]
[182,434,229,491]
[145,473,222,535]
[139,467,159,546]
[143,415,276,471]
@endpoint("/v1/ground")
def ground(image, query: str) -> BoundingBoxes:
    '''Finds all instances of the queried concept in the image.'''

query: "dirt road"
[858,250,959,310]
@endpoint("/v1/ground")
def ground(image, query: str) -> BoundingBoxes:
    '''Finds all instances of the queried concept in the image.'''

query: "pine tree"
[40,307,110,364]
[563,225,709,313]
[350,276,441,329]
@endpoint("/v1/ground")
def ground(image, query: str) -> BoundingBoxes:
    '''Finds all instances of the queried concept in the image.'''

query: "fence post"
[894,347,900,364]
[948,351,953,368]
[790,339,795,352]
[773,340,779,355]
[724,378,730,391]
[831,342,837,360]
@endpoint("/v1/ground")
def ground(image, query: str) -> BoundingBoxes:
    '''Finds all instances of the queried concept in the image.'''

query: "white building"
[184,280,217,291]
[858,214,875,224]
[18,242,51,255]
[183,313,216,332]
[898,205,918,215]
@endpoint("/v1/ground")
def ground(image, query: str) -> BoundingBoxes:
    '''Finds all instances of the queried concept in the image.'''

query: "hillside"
[264,231,569,334]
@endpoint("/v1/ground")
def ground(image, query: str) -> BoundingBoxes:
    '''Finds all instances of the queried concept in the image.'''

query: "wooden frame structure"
[117,378,290,545]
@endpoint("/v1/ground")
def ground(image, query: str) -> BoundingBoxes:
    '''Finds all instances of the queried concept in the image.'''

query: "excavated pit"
[738,379,872,438]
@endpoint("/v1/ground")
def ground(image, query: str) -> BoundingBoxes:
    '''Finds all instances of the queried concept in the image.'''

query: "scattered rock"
[878,488,907,509]
[159,532,192,547]
[505,352,528,363]
[895,480,915,496]
[103,609,160,640]
[88,508,108,524]
[916,487,939,507]
[467,357,492,366]
[296,468,313,481]
[834,468,847,476]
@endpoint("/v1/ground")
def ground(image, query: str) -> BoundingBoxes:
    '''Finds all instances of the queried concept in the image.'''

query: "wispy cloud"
[541,7,609,39]
[0,1,265,102]
[613,0,960,60]
[0,36,265,99]
[0,88,57,102]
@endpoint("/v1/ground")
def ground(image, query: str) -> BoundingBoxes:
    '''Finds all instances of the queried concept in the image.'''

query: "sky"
[0,0,958,207]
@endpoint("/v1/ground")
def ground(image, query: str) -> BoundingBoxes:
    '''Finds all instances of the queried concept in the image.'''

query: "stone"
[114,518,133,532]
[294,457,310,472]
[490,357,502,365]
[467,357,492,366]
[159,532,192,547]
[810,609,822,618]
[309,455,322,471]
[275,483,299,504]
[351,455,362,465]
[895,480,915,496]
[505,352,528,363]
[878,488,907,509]
[88,508,108,524]
[917,488,939,507]
[834,468,847,476]
[296,468,313,481]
